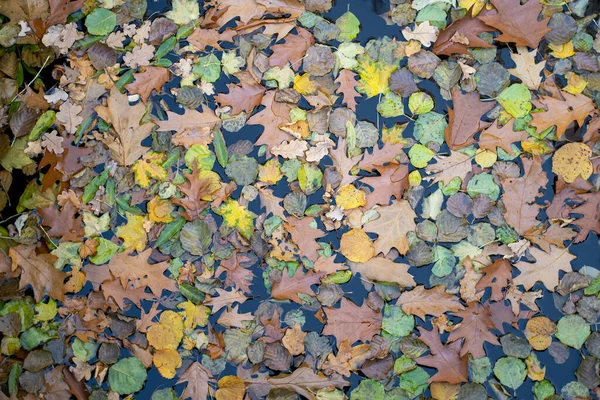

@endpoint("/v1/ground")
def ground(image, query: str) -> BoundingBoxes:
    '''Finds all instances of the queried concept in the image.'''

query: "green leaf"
[432,245,455,277]
[1,137,34,172]
[467,172,500,201]
[213,127,228,167]
[469,356,492,384]
[108,357,147,395]
[399,367,429,398]
[414,111,446,145]
[85,8,117,36]
[408,143,435,168]
[336,11,360,42]
[179,283,205,304]
[192,53,221,83]
[29,110,56,141]
[533,380,555,400]
[394,355,416,375]
[180,220,212,255]
[494,356,526,390]
[155,217,186,248]
[382,304,414,338]
[89,237,120,265]
[351,379,385,400]
[556,314,590,349]
[72,338,98,362]
[408,92,435,115]
[298,164,323,195]
[497,83,532,119]
[377,92,405,117]
[152,388,178,400]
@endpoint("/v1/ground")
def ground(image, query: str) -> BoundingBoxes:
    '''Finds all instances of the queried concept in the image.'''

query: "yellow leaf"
[340,228,374,262]
[147,310,184,350]
[382,123,407,144]
[214,199,256,239]
[293,73,318,95]
[430,382,460,400]
[524,316,556,351]
[198,170,222,201]
[474,148,497,168]
[563,72,587,95]
[336,184,366,210]
[131,151,168,188]
[147,196,174,223]
[459,0,486,15]
[408,170,421,186]
[177,301,211,330]
[215,376,245,400]
[549,42,575,58]
[258,159,283,185]
[552,142,593,183]
[356,55,397,98]
[521,138,553,156]
[153,349,182,379]
[526,353,546,381]
[115,213,147,252]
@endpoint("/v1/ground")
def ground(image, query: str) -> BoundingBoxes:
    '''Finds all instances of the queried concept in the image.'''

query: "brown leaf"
[272,268,325,303]
[37,202,84,242]
[187,27,236,51]
[478,119,528,155]
[328,138,361,188]
[570,191,600,242]
[9,245,66,302]
[156,107,221,136]
[334,69,360,111]
[364,200,417,256]
[349,257,415,288]
[177,361,215,400]
[530,92,595,138]
[513,245,576,291]
[204,288,248,313]
[171,161,218,220]
[215,72,266,115]
[216,251,255,294]
[94,86,154,166]
[125,66,170,103]
[397,285,465,320]
[108,248,177,296]
[249,91,295,149]
[416,326,469,384]
[501,157,548,236]
[433,8,495,55]
[322,298,382,346]
[101,279,154,310]
[524,223,577,252]
[217,305,254,328]
[478,0,551,48]
[475,259,512,302]
[424,151,473,185]
[48,0,84,26]
[284,216,326,262]
[361,163,409,209]
[447,302,500,358]
[269,27,314,70]
[445,87,495,150]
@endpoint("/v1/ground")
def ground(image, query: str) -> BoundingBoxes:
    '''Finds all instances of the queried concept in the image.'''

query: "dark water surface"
[24,0,597,398]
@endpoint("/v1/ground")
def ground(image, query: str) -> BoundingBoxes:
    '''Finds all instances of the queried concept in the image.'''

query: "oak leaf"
[269,27,314,70]
[100,279,155,310]
[447,302,500,358]
[364,200,417,256]
[125,66,170,103]
[478,119,528,155]
[216,251,255,294]
[249,91,295,149]
[424,151,473,185]
[217,305,254,328]
[478,0,551,49]
[37,202,84,242]
[157,107,221,147]
[172,162,219,220]
[501,157,547,236]
[349,257,415,288]
[445,87,495,150]
[513,245,575,291]
[204,288,248,313]
[176,361,215,400]
[328,138,361,188]
[108,248,177,296]
[524,223,577,253]
[215,73,266,115]
[396,285,465,320]
[10,245,66,302]
[475,258,512,302]
[570,191,600,243]
[335,69,360,111]
[530,92,595,138]
[272,268,325,303]
[187,27,236,51]
[416,326,469,384]
[94,86,154,166]
[322,298,382,346]
[284,216,326,262]
[433,8,495,55]
[361,163,409,209]
[508,47,546,90]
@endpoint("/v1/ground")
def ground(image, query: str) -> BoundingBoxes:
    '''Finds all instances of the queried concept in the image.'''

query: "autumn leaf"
[10,245,66,302]
[214,199,256,240]
[397,285,465,320]
[447,302,500,358]
[475,259,513,302]
[176,362,214,400]
[478,0,551,49]
[508,47,546,90]
[513,245,576,291]
[364,200,417,256]
[433,8,495,55]
[530,92,595,138]
[108,248,177,296]
[322,298,382,346]
[37,202,84,242]
[125,66,170,103]
[416,326,469,384]
[356,55,398,98]
[349,257,415,288]
[478,119,528,155]
[215,72,266,115]
[335,69,360,111]
[284,216,326,262]
[269,27,314,70]
[552,142,593,184]
[424,151,473,185]
[272,268,325,303]
[445,87,495,150]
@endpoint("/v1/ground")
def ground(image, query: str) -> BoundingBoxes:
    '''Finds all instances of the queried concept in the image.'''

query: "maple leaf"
[335,69,360,111]
[433,8,495,55]
[364,200,417,256]
[361,163,409,209]
[125,66,170,103]
[501,157,548,236]
[348,257,415,288]
[475,258,512,302]
[272,268,325,303]
[396,285,465,320]
[356,55,398,98]
[447,302,500,358]
[416,326,469,384]
[322,298,382,346]
[269,27,314,70]
[108,248,177,296]
[94,87,154,166]
[530,92,595,138]
[478,119,528,155]
[284,216,326,262]
[570,191,600,243]
[508,46,546,90]
[424,151,473,185]
[217,305,254,328]
[478,0,551,49]
[37,202,84,242]
[215,73,266,115]
[513,245,576,291]
[101,278,154,310]
[445,87,494,150]
[177,361,215,400]
[215,251,255,294]
[10,245,66,302]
